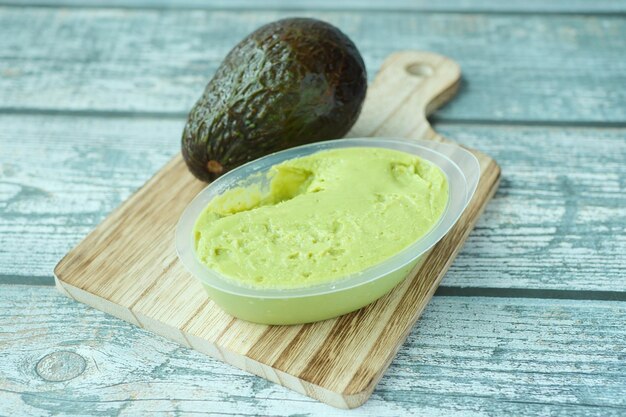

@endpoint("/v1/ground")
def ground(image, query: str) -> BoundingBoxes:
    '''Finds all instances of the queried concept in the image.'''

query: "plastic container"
[176,138,480,325]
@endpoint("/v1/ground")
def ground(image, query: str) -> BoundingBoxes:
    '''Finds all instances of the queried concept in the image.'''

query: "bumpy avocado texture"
[182,17,367,182]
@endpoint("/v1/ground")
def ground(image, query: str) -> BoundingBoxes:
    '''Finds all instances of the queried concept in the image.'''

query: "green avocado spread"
[193,147,449,289]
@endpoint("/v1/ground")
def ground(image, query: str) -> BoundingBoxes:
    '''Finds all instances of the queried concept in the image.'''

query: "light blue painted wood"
[1,115,624,292]
[1,3,625,415]
[0,8,625,122]
[1,286,625,416]
[2,0,625,13]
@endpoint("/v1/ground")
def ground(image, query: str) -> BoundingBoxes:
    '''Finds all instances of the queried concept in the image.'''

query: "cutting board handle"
[349,51,461,142]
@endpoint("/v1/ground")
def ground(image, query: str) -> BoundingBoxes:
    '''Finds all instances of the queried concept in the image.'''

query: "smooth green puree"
[193,147,448,289]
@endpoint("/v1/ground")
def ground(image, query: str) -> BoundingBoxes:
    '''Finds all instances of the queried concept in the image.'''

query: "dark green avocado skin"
[182,17,367,182]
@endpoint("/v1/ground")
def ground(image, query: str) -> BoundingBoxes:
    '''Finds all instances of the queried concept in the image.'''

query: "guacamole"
[193,147,448,289]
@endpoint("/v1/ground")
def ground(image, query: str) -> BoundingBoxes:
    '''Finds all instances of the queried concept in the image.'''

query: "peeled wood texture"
[1,8,625,122]
[1,285,625,416]
[53,51,500,408]
[4,0,625,13]
[3,3,626,415]
[1,117,624,291]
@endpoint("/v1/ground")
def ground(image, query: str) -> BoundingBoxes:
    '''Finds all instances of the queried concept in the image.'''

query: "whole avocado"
[182,18,367,182]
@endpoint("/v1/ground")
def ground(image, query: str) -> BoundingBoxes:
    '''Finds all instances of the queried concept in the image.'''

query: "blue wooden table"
[1,1,625,415]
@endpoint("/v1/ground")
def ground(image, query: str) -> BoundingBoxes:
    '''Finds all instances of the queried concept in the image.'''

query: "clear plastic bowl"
[176,138,480,325]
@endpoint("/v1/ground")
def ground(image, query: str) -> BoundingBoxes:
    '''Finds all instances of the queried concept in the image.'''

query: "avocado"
[182,17,367,182]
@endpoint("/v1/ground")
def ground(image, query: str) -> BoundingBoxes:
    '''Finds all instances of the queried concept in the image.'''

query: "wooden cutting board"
[55,51,501,409]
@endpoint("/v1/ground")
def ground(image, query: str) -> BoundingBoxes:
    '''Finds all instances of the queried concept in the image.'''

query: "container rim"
[175,138,480,299]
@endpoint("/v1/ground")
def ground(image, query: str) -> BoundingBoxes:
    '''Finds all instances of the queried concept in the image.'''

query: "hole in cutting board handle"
[405,62,434,77]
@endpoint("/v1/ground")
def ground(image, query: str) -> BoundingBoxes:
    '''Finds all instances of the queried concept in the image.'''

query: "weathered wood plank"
[1,115,624,291]
[1,8,625,122]
[440,124,626,291]
[0,115,181,280]
[1,286,624,416]
[3,0,624,13]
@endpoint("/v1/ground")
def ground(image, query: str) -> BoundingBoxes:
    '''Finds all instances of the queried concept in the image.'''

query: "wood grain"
[2,285,625,416]
[2,2,625,415]
[4,0,625,13]
[1,8,625,122]
[53,51,499,408]
[2,117,624,291]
